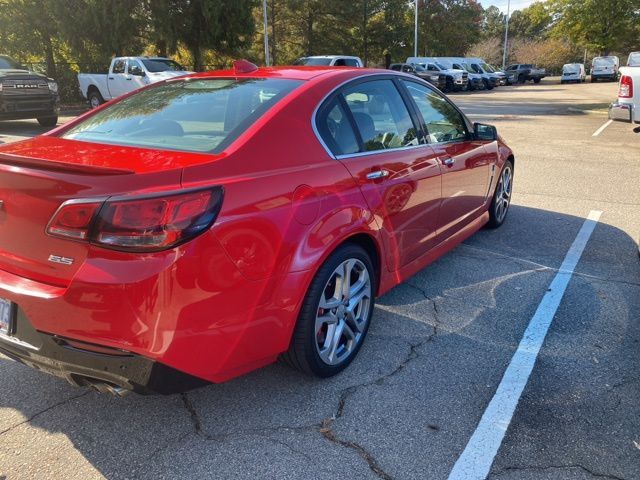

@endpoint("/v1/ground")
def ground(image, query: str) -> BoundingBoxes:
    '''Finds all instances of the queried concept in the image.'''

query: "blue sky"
[479,0,536,13]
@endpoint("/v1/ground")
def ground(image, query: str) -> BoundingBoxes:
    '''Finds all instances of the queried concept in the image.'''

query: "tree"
[550,0,640,55]
[0,0,60,77]
[508,1,553,40]
[418,0,484,56]
[482,5,504,39]
[466,36,503,66]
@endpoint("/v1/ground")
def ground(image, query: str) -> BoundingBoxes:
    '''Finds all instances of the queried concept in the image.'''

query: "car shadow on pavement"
[0,206,638,480]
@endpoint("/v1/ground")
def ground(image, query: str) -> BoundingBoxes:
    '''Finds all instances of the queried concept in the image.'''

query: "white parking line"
[592,119,613,137]
[448,210,603,480]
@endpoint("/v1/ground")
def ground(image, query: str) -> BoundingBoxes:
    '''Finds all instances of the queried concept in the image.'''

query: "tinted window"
[390,65,402,71]
[343,59,359,67]
[112,60,126,74]
[342,79,419,152]
[402,65,414,73]
[63,78,302,153]
[317,100,359,156]
[294,57,332,66]
[402,80,468,144]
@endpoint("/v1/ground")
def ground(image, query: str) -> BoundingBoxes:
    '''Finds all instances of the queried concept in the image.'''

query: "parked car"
[561,63,586,84]
[466,58,506,86]
[0,61,514,395]
[389,63,447,90]
[609,66,639,124]
[78,56,191,108]
[449,61,485,91]
[0,54,59,126]
[406,57,469,92]
[626,52,640,67]
[447,59,497,90]
[505,64,547,84]
[293,55,364,67]
[590,56,620,82]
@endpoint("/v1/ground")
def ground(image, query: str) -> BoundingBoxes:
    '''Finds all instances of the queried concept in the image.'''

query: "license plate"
[0,298,14,335]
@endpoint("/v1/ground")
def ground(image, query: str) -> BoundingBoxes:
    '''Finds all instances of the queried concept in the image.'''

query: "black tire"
[88,89,104,109]
[561,80,565,85]
[487,160,514,229]
[282,243,376,378]
[591,76,596,83]
[37,116,58,127]
[533,78,541,84]
[518,74,526,84]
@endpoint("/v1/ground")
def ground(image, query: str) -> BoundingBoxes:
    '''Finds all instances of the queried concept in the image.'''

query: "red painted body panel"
[0,67,513,384]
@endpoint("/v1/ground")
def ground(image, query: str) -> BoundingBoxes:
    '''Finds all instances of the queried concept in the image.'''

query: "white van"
[591,56,620,82]
[561,63,586,84]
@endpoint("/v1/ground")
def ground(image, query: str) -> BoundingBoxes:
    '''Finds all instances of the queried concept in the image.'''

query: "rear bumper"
[0,308,208,394]
[609,102,636,123]
[592,73,617,81]
[0,236,307,390]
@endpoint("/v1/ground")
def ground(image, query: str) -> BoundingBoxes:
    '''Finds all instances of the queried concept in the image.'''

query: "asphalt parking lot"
[0,79,638,480]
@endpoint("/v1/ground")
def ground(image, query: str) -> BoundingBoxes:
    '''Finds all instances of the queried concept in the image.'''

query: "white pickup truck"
[78,57,192,108]
[609,65,640,124]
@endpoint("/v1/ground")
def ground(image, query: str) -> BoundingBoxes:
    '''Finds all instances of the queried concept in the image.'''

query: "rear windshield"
[142,59,186,72]
[294,57,332,66]
[593,57,616,66]
[62,78,302,153]
[627,53,640,66]
[563,64,580,72]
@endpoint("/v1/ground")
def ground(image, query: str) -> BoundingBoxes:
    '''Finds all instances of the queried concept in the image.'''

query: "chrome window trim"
[311,71,423,160]
[335,142,432,160]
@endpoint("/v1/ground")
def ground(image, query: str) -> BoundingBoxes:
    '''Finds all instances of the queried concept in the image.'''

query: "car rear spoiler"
[0,153,134,175]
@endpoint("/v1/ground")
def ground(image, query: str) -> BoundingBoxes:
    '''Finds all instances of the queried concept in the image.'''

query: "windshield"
[62,78,302,153]
[293,57,332,66]
[593,57,616,67]
[481,63,495,73]
[141,59,186,72]
[434,62,447,70]
[414,64,426,72]
[628,53,640,66]
[461,64,475,74]
[0,57,20,69]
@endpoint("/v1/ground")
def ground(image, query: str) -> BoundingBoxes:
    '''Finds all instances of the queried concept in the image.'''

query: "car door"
[316,77,442,271]
[108,59,130,98]
[400,79,492,241]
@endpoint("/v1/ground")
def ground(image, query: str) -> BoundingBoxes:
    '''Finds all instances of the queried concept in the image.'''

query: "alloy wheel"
[315,258,372,366]
[494,165,512,223]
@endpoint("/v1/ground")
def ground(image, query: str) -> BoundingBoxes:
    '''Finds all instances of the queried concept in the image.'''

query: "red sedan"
[0,61,514,394]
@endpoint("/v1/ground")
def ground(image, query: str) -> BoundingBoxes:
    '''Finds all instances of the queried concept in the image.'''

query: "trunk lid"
[0,137,202,286]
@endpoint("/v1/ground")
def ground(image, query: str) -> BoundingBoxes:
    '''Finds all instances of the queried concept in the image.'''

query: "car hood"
[0,136,223,175]
[444,68,465,75]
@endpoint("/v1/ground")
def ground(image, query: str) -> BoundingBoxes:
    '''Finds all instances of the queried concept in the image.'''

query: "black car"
[389,63,447,91]
[0,55,59,126]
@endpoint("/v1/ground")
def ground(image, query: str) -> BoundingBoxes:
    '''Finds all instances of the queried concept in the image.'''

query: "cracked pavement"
[1,81,639,479]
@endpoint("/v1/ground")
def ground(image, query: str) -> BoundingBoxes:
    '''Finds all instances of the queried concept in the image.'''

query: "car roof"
[303,55,361,59]
[178,66,372,82]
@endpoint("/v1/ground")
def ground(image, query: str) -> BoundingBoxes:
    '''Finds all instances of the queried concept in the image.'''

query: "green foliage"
[549,0,640,55]
[418,0,484,56]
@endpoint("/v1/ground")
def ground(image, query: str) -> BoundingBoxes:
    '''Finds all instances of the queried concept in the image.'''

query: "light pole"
[414,0,418,57]
[502,0,511,70]
[263,0,270,66]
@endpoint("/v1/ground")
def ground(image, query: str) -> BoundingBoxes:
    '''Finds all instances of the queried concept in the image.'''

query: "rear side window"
[317,100,359,155]
[343,59,360,67]
[62,78,302,153]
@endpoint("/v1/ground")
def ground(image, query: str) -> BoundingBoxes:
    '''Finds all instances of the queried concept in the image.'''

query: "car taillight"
[47,187,224,252]
[619,75,633,98]
[47,201,103,240]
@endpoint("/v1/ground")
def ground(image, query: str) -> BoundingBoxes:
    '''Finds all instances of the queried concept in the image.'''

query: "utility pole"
[502,0,511,70]
[414,0,418,58]
[263,0,270,66]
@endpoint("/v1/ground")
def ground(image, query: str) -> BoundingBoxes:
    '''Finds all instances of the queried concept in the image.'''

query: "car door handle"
[126,77,132,80]
[442,157,455,167]
[108,77,114,80]
[366,170,389,180]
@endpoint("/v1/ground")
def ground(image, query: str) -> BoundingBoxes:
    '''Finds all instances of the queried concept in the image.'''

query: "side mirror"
[474,123,498,141]
[130,68,145,77]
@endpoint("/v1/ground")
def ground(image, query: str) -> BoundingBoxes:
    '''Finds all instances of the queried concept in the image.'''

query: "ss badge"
[48,254,74,266]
